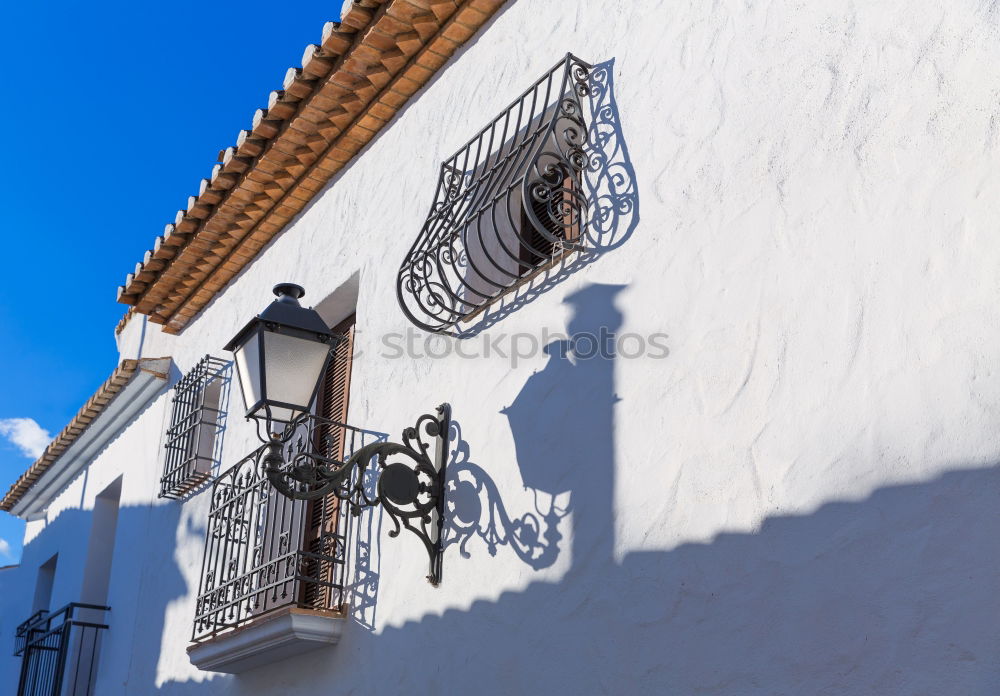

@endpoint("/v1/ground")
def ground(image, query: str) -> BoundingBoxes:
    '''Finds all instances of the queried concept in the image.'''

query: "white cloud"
[0,418,51,459]
[0,539,10,560]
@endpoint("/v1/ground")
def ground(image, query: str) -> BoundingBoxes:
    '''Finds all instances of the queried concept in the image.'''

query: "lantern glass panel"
[262,331,331,422]
[233,333,263,414]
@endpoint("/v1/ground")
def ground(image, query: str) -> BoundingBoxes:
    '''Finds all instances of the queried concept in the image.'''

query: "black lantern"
[225,283,336,434]
[227,283,452,585]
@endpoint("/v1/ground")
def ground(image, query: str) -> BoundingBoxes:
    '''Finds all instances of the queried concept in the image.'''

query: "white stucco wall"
[5,0,1000,693]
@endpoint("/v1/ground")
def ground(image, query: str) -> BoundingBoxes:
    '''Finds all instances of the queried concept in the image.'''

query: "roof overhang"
[116,0,508,334]
[3,357,171,520]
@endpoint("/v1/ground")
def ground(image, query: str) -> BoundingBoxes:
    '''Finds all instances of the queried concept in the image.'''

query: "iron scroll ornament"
[397,54,595,334]
[263,404,451,585]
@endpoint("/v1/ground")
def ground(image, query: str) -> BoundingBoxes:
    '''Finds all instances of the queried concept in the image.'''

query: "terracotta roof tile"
[0,357,171,512]
[117,0,507,334]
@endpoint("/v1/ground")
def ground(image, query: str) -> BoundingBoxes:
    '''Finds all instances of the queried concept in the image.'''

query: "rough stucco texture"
[4,0,1000,694]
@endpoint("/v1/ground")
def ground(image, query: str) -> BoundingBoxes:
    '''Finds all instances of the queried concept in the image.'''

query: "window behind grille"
[519,175,579,275]
[160,355,228,499]
[397,54,594,334]
[301,314,354,610]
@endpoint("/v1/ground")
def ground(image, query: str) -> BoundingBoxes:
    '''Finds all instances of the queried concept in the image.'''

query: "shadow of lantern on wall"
[225,283,451,584]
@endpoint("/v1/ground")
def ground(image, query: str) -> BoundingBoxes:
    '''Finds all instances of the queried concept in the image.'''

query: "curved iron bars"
[398,54,597,334]
[264,404,452,585]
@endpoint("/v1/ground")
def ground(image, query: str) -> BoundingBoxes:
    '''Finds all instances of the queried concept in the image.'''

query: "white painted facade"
[3,0,1000,692]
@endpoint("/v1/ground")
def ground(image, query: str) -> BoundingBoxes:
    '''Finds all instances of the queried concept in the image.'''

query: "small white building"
[2,0,1000,693]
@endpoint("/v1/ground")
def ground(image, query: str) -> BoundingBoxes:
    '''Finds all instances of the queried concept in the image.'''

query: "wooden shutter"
[314,315,355,460]
[301,314,354,610]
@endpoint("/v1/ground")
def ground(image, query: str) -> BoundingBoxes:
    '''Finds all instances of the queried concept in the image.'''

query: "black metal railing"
[160,355,229,499]
[192,415,376,642]
[398,53,595,333]
[14,603,109,696]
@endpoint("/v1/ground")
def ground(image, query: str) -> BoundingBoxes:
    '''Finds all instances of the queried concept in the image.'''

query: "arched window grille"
[397,54,595,334]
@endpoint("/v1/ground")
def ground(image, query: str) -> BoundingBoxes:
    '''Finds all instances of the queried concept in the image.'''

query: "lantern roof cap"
[224,283,333,351]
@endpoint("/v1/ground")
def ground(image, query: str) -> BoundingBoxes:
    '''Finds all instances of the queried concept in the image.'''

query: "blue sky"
[0,0,341,564]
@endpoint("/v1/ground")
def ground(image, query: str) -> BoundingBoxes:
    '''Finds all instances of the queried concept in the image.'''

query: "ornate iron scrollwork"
[264,404,451,585]
[397,54,596,334]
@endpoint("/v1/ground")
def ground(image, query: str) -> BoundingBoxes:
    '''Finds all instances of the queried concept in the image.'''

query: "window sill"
[187,607,345,674]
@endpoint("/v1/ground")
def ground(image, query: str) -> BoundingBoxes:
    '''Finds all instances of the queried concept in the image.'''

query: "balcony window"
[189,317,357,673]
[302,314,354,609]
[159,356,228,499]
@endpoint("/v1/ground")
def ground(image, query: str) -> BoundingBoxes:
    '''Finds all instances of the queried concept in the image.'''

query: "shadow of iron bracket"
[264,404,452,585]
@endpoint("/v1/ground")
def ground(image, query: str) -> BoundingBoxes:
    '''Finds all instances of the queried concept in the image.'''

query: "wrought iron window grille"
[263,404,452,586]
[14,603,109,696]
[159,355,230,499]
[398,53,635,334]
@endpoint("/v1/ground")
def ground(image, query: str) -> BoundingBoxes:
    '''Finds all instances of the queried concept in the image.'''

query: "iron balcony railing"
[192,415,377,643]
[14,603,109,696]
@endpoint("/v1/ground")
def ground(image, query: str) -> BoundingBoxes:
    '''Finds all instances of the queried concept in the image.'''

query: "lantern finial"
[224,283,336,429]
[273,283,305,301]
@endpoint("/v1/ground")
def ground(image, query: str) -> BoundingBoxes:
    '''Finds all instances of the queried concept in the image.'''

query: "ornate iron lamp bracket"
[263,404,451,585]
